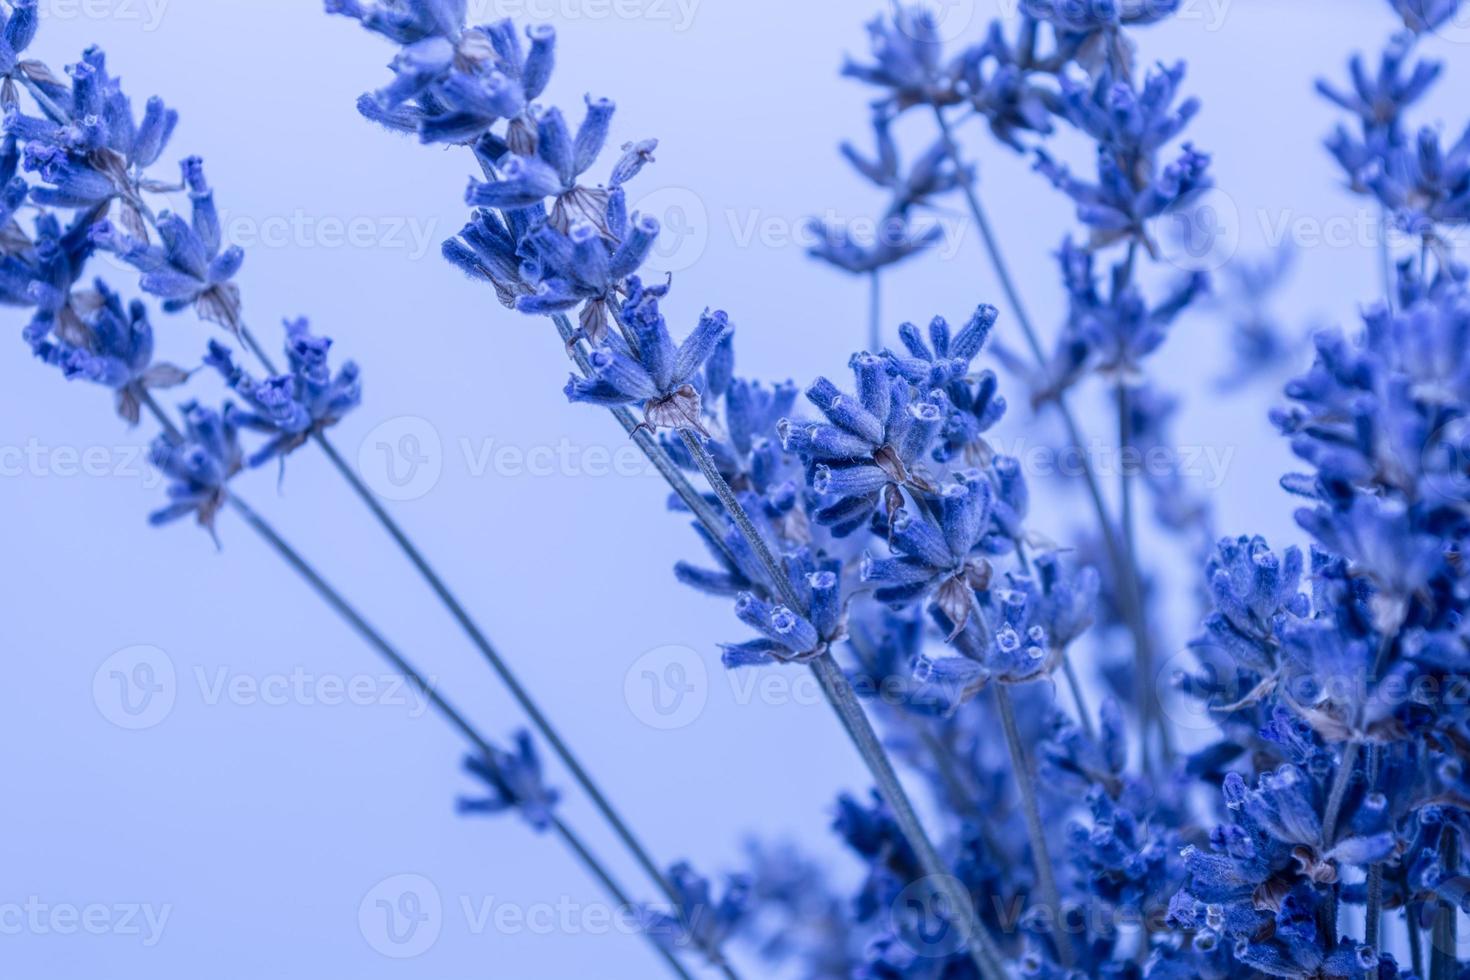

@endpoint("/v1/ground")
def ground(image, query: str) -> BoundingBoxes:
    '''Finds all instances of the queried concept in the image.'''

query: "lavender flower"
[805,215,943,276]
[147,400,243,538]
[1035,62,1211,254]
[1210,248,1299,392]
[860,474,1000,632]
[12,209,100,347]
[91,157,244,332]
[0,0,47,106]
[513,189,660,344]
[883,307,1007,462]
[779,357,947,533]
[1021,0,1183,76]
[466,97,624,235]
[840,112,971,216]
[9,47,177,216]
[641,862,751,966]
[1388,0,1464,33]
[841,7,963,112]
[563,278,731,434]
[456,730,560,832]
[1369,124,1470,235]
[1029,238,1206,396]
[1316,35,1441,146]
[721,551,847,667]
[330,8,555,144]
[27,278,188,423]
[957,22,1057,152]
[205,319,362,467]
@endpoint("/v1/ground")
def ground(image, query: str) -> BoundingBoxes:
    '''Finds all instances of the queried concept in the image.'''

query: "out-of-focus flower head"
[457,729,561,832]
[147,400,243,540]
[204,319,361,467]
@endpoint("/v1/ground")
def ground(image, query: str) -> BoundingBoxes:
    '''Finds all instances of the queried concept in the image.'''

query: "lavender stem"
[869,269,883,353]
[995,682,1075,968]
[931,102,1165,765]
[226,323,698,949]
[675,427,1009,980]
[139,392,695,980]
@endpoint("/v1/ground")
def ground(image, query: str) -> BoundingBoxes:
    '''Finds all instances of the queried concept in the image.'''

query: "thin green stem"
[17,72,69,123]
[1321,742,1359,849]
[928,107,1043,366]
[675,429,1008,980]
[228,495,697,980]
[1319,739,1360,938]
[1060,653,1096,743]
[847,629,1011,863]
[1364,845,1383,975]
[224,327,691,931]
[545,313,732,545]
[550,822,697,980]
[995,683,1074,967]
[1379,206,1395,313]
[1430,829,1460,980]
[1115,381,1154,770]
[1407,863,1426,978]
[868,269,882,353]
[929,104,1164,764]
[136,393,691,980]
[1362,628,1398,971]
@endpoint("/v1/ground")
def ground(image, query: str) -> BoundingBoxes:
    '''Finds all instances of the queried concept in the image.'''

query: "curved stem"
[995,683,1074,968]
[675,429,1008,980]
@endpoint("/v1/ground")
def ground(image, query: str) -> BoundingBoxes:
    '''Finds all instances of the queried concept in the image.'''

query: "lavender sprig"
[6,18,693,975]
[140,391,693,980]
[332,5,1016,975]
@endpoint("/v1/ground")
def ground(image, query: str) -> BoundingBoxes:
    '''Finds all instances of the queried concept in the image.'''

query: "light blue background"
[3,0,1466,976]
